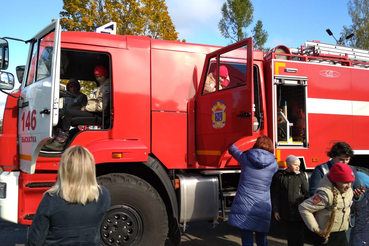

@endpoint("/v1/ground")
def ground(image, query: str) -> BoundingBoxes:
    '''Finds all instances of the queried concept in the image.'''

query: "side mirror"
[0,38,9,70]
[16,65,25,84]
[0,71,15,90]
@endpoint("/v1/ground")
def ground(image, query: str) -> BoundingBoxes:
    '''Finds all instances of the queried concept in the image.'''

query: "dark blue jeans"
[239,229,268,246]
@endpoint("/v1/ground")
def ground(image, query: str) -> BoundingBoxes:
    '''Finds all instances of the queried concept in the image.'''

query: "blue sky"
[0,0,352,114]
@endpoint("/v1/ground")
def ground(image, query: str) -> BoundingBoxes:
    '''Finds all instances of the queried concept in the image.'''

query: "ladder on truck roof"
[304,41,369,67]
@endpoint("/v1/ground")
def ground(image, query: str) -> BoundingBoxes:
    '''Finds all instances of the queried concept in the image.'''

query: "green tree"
[59,0,180,41]
[252,20,269,52]
[218,0,268,50]
[340,0,369,49]
[219,0,254,42]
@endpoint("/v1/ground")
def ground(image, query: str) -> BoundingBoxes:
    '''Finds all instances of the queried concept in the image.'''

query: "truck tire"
[97,173,169,246]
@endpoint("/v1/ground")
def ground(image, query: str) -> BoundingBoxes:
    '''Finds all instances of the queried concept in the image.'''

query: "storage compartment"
[177,174,219,227]
[275,76,307,147]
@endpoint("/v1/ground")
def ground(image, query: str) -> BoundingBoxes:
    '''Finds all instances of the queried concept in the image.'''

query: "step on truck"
[0,20,369,245]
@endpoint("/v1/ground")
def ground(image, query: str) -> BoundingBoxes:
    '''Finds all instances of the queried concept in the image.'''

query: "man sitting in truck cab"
[203,65,230,94]
[44,65,111,151]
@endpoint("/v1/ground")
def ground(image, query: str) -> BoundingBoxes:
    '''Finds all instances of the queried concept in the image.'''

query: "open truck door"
[18,20,61,174]
[195,38,254,167]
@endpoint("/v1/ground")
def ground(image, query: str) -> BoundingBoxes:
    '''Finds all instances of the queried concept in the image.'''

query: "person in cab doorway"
[309,142,361,243]
[60,78,87,115]
[28,146,111,246]
[299,163,365,246]
[203,65,230,94]
[44,65,111,151]
[228,135,279,246]
[271,155,309,246]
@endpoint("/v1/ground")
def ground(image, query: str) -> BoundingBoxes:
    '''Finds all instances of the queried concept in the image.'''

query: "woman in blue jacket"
[228,135,279,246]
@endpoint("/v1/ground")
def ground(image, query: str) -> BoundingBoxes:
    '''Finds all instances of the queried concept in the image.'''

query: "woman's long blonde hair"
[322,186,339,244]
[47,145,100,205]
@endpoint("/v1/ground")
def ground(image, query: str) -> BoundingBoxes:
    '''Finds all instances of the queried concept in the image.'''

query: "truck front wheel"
[98,173,169,246]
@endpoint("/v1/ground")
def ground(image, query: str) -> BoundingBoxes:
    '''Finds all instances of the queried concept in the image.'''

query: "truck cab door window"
[25,42,37,87]
[202,49,249,95]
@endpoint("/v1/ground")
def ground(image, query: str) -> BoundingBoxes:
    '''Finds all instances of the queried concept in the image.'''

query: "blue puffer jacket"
[228,144,278,232]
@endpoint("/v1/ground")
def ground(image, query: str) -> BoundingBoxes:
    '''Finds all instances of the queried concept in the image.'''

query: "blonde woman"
[28,146,111,246]
[299,163,364,246]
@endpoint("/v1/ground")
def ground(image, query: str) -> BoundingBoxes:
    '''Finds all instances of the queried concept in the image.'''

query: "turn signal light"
[174,179,180,189]
[112,152,122,159]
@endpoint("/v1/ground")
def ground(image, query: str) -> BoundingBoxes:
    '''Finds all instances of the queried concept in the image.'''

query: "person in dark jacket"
[309,142,361,243]
[228,135,279,246]
[61,78,87,112]
[272,155,309,246]
[28,145,111,246]
[309,142,360,196]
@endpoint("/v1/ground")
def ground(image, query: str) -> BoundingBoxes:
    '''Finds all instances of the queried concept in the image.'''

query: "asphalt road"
[0,218,314,246]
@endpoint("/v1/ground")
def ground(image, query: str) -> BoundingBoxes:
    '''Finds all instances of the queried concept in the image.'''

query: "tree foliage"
[218,0,268,50]
[59,0,180,41]
[340,0,369,49]
[252,20,269,52]
[219,0,254,42]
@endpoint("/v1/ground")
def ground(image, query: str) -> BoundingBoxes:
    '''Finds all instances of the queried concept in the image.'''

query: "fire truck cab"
[1,20,369,246]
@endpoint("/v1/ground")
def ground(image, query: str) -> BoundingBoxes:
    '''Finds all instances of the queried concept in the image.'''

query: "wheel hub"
[101,205,143,245]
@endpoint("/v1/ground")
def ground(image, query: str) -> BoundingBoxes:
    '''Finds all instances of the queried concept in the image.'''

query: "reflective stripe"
[19,154,32,161]
[196,150,222,156]
[321,163,329,175]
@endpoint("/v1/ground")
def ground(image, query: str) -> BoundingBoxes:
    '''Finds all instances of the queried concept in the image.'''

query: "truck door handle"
[237,112,251,117]
[39,109,50,115]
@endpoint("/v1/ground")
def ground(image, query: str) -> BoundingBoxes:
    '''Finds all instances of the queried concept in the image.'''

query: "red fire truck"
[0,20,368,245]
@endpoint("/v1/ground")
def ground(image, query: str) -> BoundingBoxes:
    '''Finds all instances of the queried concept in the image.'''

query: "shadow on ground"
[171,218,314,246]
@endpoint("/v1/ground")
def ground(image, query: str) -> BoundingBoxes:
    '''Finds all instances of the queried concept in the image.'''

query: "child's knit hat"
[328,163,355,182]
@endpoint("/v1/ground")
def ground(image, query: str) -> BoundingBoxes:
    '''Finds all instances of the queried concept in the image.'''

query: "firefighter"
[44,65,111,151]
[299,163,364,246]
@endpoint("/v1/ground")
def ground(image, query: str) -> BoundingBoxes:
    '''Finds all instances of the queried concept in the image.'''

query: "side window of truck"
[25,42,37,87]
[222,63,246,90]
[25,32,54,86]
[202,62,246,95]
